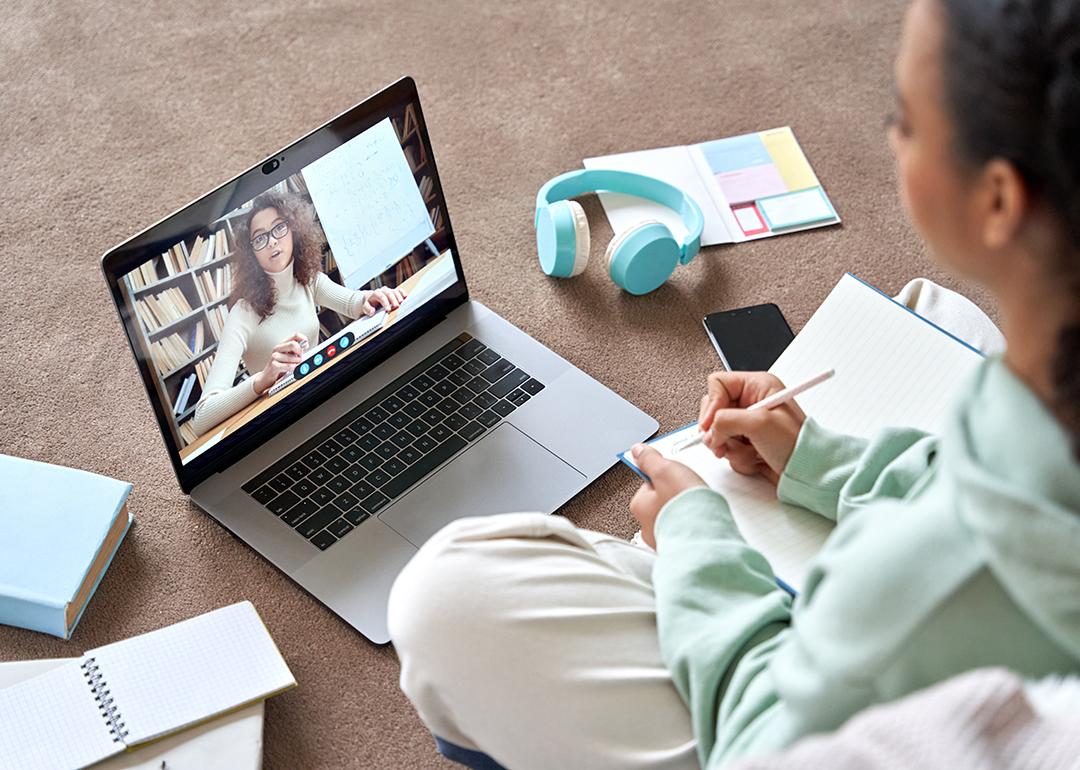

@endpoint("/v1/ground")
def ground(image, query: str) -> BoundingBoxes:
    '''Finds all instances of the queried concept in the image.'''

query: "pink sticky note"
[716,164,788,205]
[733,204,769,236]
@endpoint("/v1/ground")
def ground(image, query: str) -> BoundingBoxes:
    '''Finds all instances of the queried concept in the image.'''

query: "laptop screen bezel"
[100,77,469,493]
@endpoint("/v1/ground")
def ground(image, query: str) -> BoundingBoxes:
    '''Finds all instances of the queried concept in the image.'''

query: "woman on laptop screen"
[191,191,404,437]
[389,0,1080,767]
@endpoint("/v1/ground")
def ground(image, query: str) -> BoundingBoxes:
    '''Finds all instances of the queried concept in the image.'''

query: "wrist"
[252,371,269,395]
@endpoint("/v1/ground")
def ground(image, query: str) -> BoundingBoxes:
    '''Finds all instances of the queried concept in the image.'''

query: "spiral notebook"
[0,601,295,770]
[621,273,985,592]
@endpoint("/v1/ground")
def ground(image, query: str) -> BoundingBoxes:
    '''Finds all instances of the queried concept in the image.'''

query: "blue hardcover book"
[0,455,133,639]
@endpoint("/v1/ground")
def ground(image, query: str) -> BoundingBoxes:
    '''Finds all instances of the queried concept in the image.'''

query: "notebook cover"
[0,455,133,638]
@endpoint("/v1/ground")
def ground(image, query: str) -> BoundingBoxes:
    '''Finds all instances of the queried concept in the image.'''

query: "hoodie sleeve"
[777,417,939,523]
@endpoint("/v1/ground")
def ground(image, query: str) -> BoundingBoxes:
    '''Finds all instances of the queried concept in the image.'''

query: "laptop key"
[459,422,486,441]
[490,369,529,398]
[361,491,391,514]
[383,458,408,477]
[474,392,497,409]
[328,518,354,538]
[359,454,383,471]
[398,446,422,465]
[319,438,343,457]
[383,435,468,499]
[310,467,333,485]
[458,339,486,359]
[366,405,389,423]
[391,430,414,449]
[351,480,376,499]
[411,373,434,391]
[508,389,532,406]
[351,417,374,434]
[284,462,309,481]
[426,363,450,381]
[343,465,366,483]
[481,358,513,382]
[325,455,349,475]
[367,469,392,487]
[269,491,301,516]
[267,474,292,494]
[477,348,500,366]
[443,353,465,370]
[381,395,405,413]
[406,420,429,438]
[311,529,337,551]
[282,499,319,526]
[492,400,517,417]
[373,423,395,440]
[252,485,278,506]
[451,387,473,405]
[301,450,326,469]
[335,427,358,445]
[296,506,343,538]
[404,401,426,418]
[444,414,467,432]
[429,424,452,442]
[422,408,444,425]
[333,491,361,512]
[327,476,350,495]
[418,391,441,407]
[463,358,487,376]
[343,507,370,526]
[294,479,317,497]
[465,376,489,393]
[477,410,500,428]
[414,434,438,454]
[436,398,459,415]
[434,380,455,397]
[341,445,363,464]
[396,384,419,402]
[449,369,471,386]
[459,403,481,420]
[388,412,410,430]
[374,442,398,460]
[311,488,335,507]
[356,434,379,451]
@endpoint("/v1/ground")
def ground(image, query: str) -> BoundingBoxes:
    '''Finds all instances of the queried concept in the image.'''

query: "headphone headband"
[535,169,704,264]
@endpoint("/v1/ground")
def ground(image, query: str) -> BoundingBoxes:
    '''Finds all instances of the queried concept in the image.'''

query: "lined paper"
[88,602,295,745]
[0,660,121,770]
[626,274,983,592]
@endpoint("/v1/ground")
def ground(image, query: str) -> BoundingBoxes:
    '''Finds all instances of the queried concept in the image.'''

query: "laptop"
[101,77,657,643]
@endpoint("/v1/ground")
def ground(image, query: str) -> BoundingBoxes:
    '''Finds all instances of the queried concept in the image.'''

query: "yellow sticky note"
[761,127,819,192]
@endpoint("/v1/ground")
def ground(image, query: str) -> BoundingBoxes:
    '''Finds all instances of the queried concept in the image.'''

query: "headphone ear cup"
[605,220,681,295]
[536,200,590,278]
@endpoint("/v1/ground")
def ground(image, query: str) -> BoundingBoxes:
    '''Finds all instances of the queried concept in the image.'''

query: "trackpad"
[380,424,586,546]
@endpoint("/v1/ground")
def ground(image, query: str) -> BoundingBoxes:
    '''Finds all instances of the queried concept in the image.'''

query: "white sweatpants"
[387,279,1003,770]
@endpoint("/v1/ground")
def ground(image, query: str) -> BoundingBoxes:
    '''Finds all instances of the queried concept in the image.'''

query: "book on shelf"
[150,322,205,376]
[418,175,433,200]
[206,304,229,338]
[195,354,215,386]
[174,372,197,415]
[403,144,423,173]
[136,287,194,332]
[197,265,232,303]
[179,420,199,445]
[429,206,443,231]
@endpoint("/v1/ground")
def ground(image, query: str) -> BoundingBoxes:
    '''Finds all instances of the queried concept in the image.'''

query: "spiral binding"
[80,658,128,743]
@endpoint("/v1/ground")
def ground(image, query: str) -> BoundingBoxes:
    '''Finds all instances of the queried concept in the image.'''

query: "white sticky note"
[757,187,835,230]
[734,206,765,233]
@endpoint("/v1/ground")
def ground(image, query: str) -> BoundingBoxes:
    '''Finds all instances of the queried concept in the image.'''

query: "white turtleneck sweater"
[191,266,371,437]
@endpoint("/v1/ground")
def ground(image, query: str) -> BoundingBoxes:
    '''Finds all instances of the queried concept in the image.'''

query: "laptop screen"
[102,80,466,487]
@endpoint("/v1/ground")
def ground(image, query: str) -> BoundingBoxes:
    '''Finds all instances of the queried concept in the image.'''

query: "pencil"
[673,368,835,453]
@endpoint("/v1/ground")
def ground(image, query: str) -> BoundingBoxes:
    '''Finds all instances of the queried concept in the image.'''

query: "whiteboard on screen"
[302,118,435,289]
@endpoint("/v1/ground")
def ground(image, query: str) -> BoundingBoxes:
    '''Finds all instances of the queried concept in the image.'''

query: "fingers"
[630,443,667,481]
[361,298,376,317]
[724,440,761,476]
[700,372,786,431]
[705,407,767,449]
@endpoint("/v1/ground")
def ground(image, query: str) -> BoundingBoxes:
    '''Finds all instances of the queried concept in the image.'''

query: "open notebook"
[621,274,985,593]
[0,601,295,770]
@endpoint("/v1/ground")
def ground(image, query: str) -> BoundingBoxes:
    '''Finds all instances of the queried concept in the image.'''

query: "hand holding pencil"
[688,370,831,486]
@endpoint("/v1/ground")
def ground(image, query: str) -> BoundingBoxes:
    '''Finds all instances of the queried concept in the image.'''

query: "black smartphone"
[703,303,795,371]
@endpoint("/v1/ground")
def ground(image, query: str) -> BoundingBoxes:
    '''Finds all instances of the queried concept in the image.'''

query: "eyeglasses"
[250,220,289,252]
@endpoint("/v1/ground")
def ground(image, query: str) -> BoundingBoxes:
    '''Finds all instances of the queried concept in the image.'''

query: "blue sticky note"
[697,133,773,174]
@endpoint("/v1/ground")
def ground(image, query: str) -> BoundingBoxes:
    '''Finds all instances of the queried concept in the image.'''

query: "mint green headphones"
[535,169,705,295]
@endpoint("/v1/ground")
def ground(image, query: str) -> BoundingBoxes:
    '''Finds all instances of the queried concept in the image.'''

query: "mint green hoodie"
[653,357,1080,768]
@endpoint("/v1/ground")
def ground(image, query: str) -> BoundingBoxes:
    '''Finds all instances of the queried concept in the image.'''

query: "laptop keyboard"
[241,333,546,550]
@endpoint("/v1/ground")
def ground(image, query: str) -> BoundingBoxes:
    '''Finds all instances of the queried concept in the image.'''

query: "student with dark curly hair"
[192,191,404,436]
[388,1,1080,768]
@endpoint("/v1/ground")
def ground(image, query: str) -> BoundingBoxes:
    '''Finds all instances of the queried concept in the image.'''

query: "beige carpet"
[0,1,995,767]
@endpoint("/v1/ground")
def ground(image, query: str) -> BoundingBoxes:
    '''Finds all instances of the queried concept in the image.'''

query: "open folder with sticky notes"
[584,127,840,245]
[620,274,984,592]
